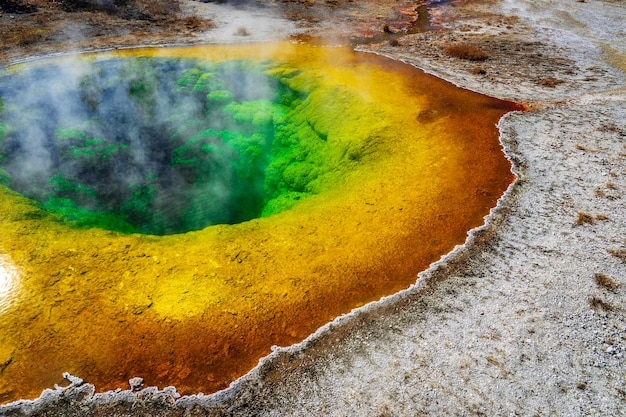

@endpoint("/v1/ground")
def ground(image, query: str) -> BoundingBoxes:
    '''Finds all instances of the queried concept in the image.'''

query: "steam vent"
[0,43,523,403]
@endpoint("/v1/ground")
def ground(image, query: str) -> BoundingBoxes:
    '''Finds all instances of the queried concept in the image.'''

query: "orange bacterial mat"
[0,43,523,403]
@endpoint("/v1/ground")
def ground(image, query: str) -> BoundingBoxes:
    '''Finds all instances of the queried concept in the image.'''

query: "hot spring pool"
[0,42,522,403]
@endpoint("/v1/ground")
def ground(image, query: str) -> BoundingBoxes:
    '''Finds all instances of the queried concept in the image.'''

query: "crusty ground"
[1,0,624,415]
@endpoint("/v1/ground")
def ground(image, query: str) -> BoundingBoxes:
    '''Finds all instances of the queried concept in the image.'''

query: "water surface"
[0,43,522,403]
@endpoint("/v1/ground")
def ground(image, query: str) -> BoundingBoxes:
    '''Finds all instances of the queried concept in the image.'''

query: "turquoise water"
[0,57,337,235]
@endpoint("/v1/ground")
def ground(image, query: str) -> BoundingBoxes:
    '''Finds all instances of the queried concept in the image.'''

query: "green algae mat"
[0,43,522,403]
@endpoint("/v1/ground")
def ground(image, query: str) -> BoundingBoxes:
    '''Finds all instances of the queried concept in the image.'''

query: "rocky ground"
[1,0,625,415]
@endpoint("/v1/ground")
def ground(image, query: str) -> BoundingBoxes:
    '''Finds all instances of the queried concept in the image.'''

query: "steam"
[190,1,302,44]
[0,57,285,235]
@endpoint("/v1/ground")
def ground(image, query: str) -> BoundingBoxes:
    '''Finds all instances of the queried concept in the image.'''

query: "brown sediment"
[0,42,521,403]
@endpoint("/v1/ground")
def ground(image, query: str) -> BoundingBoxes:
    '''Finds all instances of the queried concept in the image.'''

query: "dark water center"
[0,58,320,235]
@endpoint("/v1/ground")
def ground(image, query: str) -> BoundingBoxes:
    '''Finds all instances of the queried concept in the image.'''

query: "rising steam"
[0,56,338,235]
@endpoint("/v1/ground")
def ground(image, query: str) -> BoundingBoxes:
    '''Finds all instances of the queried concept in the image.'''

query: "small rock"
[129,377,144,390]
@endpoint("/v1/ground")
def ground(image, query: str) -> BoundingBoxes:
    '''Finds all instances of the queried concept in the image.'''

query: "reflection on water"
[0,255,18,315]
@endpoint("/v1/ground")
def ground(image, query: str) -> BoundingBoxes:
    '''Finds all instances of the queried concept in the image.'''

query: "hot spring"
[0,43,523,403]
